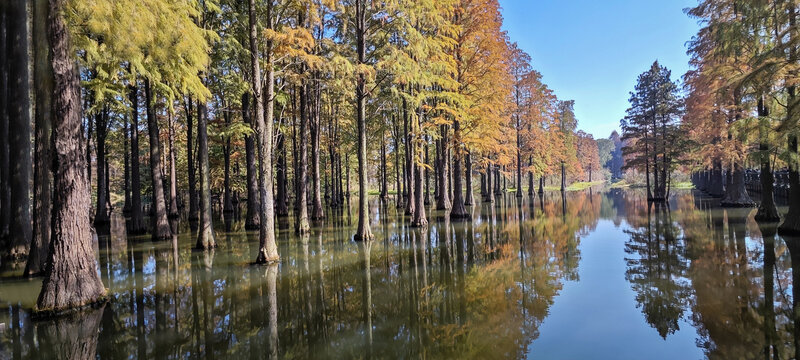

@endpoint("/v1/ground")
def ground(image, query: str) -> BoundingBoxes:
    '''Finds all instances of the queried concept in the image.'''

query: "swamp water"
[0,188,797,359]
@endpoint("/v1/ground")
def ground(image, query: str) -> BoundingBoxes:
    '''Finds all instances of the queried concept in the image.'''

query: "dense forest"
[0,0,604,313]
[3,0,800,319]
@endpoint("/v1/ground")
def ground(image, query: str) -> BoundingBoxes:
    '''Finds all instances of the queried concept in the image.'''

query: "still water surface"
[0,188,797,359]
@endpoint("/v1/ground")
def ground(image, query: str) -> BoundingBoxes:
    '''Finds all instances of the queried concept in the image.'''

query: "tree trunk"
[123,112,131,214]
[128,80,146,234]
[185,97,198,225]
[464,151,473,206]
[412,119,428,227]
[296,83,310,233]
[403,97,414,217]
[37,0,106,311]
[167,110,178,218]
[27,0,53,276]
[720,161,754,207]
[485,165,494,203]
[0,2,9,239]
[424,138,431,206]
[354,0,372,241]
[6,0,32,258]
[195,99,215,248]
[94,108,110,226]
[451,121,468,218]
[243,92,261,228]
[560,161,566,192]
[780,133,800,234]
[223,105,233,218]
[251,0,279,263]
[756,97,781,222]
[708,160,724,198]
[394,121,401,206]
[310,85,324,221]
[380,132,388,200]
[436,125,451,210]
[276,127,289,217]
[145,80,171,240]
[527,157,534,197]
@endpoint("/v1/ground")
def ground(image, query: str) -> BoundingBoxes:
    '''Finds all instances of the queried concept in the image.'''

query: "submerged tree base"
[32,295,109,320]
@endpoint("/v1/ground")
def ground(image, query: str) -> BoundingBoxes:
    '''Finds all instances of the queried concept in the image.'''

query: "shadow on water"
[3,187,800,358]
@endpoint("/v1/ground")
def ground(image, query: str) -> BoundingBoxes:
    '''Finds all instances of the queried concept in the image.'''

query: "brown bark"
[37,0,106,311]
[27,0,53,276]
[145,80,171,240]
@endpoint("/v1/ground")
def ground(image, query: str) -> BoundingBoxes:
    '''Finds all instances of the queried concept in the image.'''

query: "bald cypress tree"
[37,0,106,312]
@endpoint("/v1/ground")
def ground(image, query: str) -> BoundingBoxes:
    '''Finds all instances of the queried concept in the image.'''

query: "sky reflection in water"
[0,188,797,359]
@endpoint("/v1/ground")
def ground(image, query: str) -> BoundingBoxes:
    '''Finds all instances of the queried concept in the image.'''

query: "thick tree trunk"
[195,100,215,248]
[251,0,279,263]
[243,93,261,228]
[27,0,53,276]
[424,139,431,206]
[37,0,106,311]
[145,80,171,240]
[720,161,754,207]
[185,97,198,224]
[94,109,110,226]
[128,80,146,234]
[464,151,473,206]
[779,134,800,234]
[539,176,544,194]
[756,98,781,222]
[708,160,725,198]
[6,0,32,258]
[560,161,566,192]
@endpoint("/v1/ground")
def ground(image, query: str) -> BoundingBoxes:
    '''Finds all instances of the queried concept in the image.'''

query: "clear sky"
[499,0,700,139]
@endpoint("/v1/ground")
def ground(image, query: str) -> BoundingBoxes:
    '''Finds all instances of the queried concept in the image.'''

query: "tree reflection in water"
[4,189,800,358]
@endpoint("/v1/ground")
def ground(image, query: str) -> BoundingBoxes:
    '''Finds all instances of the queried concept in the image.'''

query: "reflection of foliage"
[623,194,691,339]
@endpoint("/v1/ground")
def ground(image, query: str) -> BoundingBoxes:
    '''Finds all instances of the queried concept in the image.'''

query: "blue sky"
[499,0,700,139]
